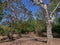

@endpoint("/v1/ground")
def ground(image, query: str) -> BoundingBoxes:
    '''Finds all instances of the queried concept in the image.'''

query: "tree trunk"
[43,4,53,44]
[47,22,53,44]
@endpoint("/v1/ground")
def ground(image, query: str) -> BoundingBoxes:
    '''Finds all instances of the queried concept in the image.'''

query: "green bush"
[14,29,21,34]
[52,25,60,33]
[0,26,11,36]
[0,27,4,35]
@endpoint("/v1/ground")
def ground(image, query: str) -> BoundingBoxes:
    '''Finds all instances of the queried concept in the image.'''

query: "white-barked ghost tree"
[32,0,60,44]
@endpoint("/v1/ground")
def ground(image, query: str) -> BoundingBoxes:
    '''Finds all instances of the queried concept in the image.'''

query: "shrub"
[0,25,11,36]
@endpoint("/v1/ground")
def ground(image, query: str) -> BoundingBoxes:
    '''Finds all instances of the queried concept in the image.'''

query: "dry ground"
[0,33,60,45]
[0,37,60,45]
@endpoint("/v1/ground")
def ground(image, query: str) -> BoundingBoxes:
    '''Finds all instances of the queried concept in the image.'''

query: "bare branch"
[33,0,44,9]
[50,2,60,16]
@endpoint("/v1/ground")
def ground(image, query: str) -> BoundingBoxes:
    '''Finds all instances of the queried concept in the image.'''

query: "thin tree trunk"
[47,22,53,44]
[44,4,53,44]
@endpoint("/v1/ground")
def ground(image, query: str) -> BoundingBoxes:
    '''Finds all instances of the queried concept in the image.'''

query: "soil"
[0,34,60,45]
[0,37,60,45]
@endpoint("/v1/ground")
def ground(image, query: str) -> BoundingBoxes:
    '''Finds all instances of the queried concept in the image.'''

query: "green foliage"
[0,25,11,36]
[52,25,60,33]
[11,21,22,34]
[52,18,60,37]
[0,0,4,20]
[0,0,47,36]
[0,27,4,35]
[21,20,34,33]
[48,0,60,12]
[57,18,60,25]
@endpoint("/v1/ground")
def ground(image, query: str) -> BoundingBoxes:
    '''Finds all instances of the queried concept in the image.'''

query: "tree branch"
[50,2,60,16]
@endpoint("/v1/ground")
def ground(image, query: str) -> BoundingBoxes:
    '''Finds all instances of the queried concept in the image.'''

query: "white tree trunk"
[44,4,53,44]
[47,22,53,44]
[32,0,60,44]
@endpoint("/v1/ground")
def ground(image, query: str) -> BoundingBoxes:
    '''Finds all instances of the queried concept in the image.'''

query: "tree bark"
[47,22,53,44]
[32,0,60,44]
[43,4,53,44]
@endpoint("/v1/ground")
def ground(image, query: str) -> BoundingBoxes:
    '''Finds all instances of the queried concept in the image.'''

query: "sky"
[21,0,49,14]
[0,0,60,24]
[22,0,39,14]
[1,0,49,15]
[0,0,53,24]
